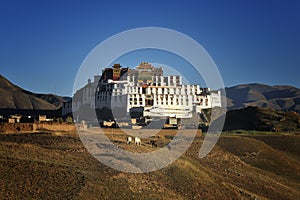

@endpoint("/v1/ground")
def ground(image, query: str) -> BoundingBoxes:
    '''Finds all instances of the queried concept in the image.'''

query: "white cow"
[127,136,132,144]
[134,137,141,146]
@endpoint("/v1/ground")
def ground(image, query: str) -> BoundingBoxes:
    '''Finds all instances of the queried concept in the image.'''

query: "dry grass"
[0,130,299,199]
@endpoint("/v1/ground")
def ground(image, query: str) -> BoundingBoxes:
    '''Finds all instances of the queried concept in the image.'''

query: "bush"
[66,116,73,124]
[56,118,64,123]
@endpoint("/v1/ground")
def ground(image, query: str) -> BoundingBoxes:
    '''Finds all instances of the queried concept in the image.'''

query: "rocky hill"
[0,75,68,110]
[226,83,300,113]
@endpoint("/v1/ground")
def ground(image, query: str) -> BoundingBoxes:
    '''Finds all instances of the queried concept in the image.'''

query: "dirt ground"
[0,129,299,199]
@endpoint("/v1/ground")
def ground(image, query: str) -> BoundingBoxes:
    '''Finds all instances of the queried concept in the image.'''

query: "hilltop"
[226,83,300,113]
[0,75,69,110]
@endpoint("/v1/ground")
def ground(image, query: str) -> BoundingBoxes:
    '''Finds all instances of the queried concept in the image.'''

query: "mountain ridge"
[0,74,68,110]
[225,83,300,113]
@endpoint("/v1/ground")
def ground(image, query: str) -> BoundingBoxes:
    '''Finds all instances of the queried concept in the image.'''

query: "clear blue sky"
[0,0,299,96]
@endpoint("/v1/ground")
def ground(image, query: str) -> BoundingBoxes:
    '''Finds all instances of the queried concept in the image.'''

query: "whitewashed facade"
[67,63,222,124]
[95,63,221,121]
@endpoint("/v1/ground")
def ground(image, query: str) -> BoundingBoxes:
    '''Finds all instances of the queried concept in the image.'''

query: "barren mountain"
[0,75,68,110]
[226,83,300,113]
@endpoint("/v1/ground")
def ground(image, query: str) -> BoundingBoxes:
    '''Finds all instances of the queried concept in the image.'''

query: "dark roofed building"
[100,64,129,82]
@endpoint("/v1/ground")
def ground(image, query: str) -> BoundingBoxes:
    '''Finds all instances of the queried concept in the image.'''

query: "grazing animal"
[127,136,132,144]
[134,137,141,146]
[150,140,157,148]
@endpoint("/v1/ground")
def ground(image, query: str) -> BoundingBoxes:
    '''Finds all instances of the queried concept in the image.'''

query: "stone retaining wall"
[0,122,76,133]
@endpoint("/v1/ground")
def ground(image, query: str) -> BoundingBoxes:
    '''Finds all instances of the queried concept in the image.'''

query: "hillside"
[0,130,299,199]
[0,75,67,110]
[222,106,300,132]
[226,83,300,113]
